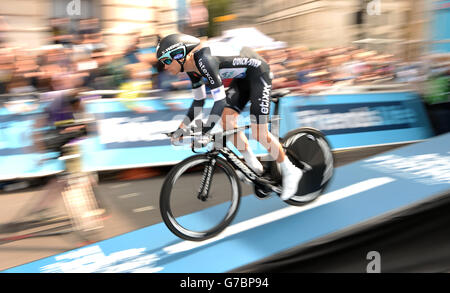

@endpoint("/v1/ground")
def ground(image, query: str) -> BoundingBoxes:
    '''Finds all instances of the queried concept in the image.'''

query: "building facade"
[231,0,431,58]
[0,0,180,51]
[0,0,434,58]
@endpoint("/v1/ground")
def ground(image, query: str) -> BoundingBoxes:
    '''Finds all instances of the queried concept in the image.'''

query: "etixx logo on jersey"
[198,58,215,85]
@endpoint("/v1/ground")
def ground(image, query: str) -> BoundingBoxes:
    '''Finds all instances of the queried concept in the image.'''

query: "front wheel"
[281,127,334,206]
[160,154,241,241]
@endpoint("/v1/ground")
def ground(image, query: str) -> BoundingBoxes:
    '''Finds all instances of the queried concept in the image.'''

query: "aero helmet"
[156,34,200,72]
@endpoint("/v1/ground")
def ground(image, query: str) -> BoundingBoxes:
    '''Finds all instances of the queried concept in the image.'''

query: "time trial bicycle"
[160,89,334,241]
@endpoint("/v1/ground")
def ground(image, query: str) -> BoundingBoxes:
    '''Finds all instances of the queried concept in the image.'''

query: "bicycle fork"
[197,158,216,201]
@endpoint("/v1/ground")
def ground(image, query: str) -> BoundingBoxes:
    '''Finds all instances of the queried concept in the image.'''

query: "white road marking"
[118,193,140,199]
[133,206,155,213]
[110,183,131,189]
[163,177,396,254]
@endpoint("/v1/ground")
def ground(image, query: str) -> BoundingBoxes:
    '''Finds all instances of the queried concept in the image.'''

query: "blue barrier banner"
[82,91,433,171]
[1,91,435,175]
[0,104,64,180]
[280,91,434,149]
[81,98,269,171]
[0,113,36,156]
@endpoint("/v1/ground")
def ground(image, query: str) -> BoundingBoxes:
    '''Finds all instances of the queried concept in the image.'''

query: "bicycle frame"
[224,146,280,191]
[193,120,283,200]
[176,91,289,200]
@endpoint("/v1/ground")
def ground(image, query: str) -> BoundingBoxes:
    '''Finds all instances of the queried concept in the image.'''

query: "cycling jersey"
[184,44,272,130]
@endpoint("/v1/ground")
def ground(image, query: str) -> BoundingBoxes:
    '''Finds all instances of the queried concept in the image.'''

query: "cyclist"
[157,33,303,200]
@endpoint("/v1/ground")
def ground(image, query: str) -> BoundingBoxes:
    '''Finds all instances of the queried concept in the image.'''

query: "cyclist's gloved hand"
[170,127,190,145]
[193,133,212,148]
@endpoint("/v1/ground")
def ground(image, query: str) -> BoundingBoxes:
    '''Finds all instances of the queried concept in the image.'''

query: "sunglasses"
[159,47,186,65]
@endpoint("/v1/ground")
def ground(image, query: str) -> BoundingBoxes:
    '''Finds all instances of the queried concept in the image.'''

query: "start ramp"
[3,133,450,273]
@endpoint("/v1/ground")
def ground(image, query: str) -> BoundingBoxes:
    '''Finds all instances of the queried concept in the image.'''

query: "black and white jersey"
[187,44,270,102]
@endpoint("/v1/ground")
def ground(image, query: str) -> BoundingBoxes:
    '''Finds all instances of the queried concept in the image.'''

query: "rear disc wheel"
[281,128,334,206]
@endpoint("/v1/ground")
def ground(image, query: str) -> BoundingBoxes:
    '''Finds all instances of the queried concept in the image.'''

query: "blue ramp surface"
[3,134,450,273]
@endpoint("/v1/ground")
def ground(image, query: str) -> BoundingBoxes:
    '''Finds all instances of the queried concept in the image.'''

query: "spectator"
[188,0,209,37]
[0,48,14,94]
[78,18,101,45]
[49,18,74,46]
[0,16,9,48]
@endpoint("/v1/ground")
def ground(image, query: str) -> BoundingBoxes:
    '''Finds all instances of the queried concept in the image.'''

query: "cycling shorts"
[224,71,272,124]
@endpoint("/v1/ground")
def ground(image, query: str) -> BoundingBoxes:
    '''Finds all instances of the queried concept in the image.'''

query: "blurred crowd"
[261,46,448,96]
[0,16,449,105]
[154,44,449,99]
[0,17,160,99]
[260,46,397,92]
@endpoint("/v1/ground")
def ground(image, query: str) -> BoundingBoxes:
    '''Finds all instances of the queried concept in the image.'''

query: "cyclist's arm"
[179,72,206,128]
[202,98,226,134]
[194,47,227,134]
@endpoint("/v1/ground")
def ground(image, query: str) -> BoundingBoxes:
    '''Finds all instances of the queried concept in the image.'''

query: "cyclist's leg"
[250,123,285,163]
[249,72,303,200]
[221,107,246,149]
[248,72,285,162]
[222,81,263,174]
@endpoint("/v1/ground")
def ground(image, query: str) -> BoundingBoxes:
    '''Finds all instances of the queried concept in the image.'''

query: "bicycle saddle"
[270,89,291,101]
